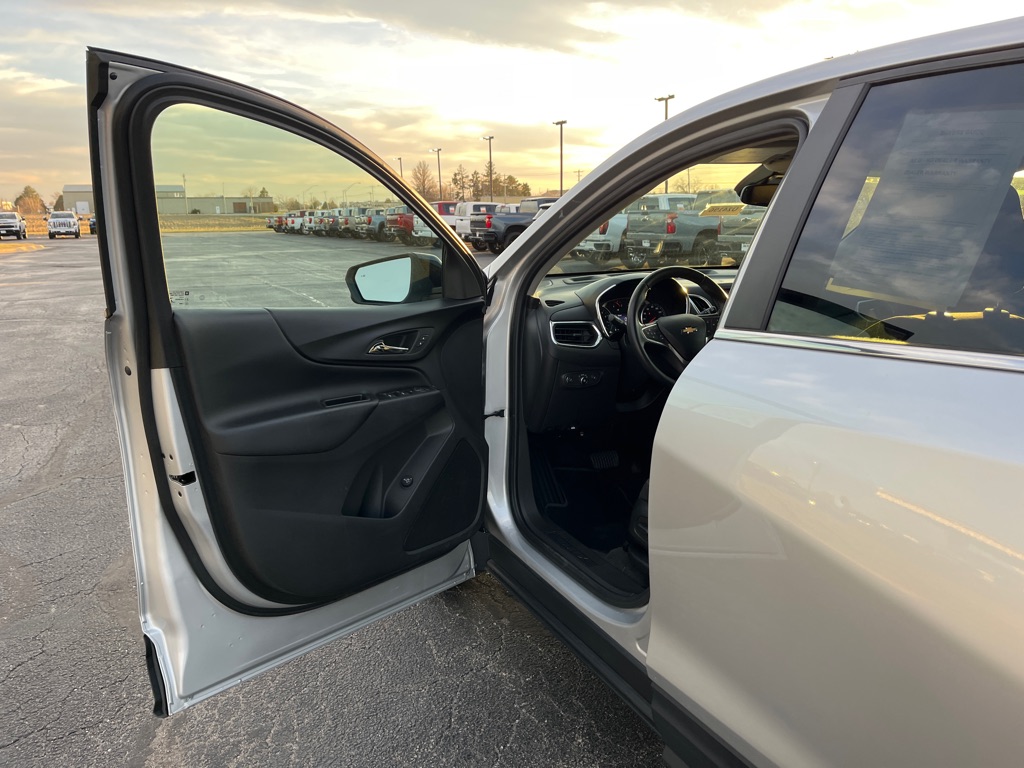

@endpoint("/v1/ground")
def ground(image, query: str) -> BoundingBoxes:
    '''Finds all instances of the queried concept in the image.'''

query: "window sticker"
[827,110,1024,308]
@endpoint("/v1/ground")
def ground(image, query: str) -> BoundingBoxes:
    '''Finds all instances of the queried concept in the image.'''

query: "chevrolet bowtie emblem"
[682,327,697,334]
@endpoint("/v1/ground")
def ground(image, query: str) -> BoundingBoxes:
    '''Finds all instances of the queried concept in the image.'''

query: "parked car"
[353,207,389,240]
[427,200,457,229]
[89,21,1024,766]
[573,213,629,265]
[46,211,80,239]
[454,201,501,251]
[283,210,305,233]
[337,207,366,238]
[0,210,27,239]
[469,196,559,254]
[89,215,97,235]
[384,205,438,246]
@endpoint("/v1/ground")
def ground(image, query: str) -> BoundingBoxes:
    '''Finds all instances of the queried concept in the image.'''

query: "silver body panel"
[647,337,1024,766]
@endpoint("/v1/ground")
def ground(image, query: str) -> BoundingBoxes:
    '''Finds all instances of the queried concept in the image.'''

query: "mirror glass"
[353,257,412,302]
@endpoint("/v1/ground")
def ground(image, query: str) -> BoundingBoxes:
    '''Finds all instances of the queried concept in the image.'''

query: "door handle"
[367,340,410,355]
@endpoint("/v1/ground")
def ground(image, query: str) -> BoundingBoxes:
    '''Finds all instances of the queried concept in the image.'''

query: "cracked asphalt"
[0,236,663,767]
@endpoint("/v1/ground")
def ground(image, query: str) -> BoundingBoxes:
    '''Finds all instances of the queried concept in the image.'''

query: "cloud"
[65,0,615,52]
[0,68,76,95]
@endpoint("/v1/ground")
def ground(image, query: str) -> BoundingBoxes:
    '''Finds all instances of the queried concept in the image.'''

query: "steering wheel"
[625,266,729,385]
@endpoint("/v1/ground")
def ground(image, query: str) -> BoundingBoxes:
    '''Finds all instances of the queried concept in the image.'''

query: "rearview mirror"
[346,253,442,304]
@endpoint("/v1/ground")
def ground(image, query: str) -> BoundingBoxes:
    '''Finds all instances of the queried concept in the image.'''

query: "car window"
[149,103,444,309]
[768,62,1024,357]
[549,142,789,275]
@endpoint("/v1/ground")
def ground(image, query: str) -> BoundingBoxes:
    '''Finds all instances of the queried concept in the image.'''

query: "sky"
[1,1,1023,205]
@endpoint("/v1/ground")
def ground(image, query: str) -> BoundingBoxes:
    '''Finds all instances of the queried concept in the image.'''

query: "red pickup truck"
[384,206,440,246]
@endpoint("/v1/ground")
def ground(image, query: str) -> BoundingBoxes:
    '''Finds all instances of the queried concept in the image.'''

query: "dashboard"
[521,269,734,432]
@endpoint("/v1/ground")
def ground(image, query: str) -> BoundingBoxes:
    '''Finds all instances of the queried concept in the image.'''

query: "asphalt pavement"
[0,234,663,767]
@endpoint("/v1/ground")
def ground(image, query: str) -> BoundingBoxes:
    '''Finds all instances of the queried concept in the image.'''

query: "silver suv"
[0,211,27,239]
[90,20,1024,766]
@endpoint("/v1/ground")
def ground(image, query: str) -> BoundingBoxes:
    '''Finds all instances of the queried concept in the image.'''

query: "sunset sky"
[1,1,1023,205]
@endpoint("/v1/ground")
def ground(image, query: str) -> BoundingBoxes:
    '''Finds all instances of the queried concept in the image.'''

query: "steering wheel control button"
[642,325,667,343]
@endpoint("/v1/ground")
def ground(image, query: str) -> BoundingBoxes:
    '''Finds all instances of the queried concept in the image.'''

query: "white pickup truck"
[0,211,27,239]
[46,211,81,239]
[453,201,502,251]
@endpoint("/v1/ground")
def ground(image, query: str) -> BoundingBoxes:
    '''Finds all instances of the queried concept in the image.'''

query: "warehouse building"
[62,184,274,215]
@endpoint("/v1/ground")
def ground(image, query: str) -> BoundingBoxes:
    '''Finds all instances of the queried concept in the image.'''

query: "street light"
[393,157,403,177]
[481,135,494,201]
[655,95,675,192]
[430,148,443,200]
[552,120,566,196]
[341,182,358,206]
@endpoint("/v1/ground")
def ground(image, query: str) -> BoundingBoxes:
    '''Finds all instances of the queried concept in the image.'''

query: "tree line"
[410,161,531,201]
[3,186,54,214]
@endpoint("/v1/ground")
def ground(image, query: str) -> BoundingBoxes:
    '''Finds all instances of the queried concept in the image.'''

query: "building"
[62,184,275,215]
[63,184,95,214]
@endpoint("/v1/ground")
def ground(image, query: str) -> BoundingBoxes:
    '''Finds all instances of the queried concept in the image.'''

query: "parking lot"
[0,235,662,767]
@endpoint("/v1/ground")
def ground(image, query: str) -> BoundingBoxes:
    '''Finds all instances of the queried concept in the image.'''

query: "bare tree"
[410,161,436,199]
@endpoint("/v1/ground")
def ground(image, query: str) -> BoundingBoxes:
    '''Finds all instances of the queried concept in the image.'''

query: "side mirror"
[346,253,442,304]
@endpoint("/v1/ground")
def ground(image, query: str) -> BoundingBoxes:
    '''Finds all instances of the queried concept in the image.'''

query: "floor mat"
[541,467,632,552]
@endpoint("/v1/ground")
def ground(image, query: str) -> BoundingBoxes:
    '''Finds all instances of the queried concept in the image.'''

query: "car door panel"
[90,48,489,712]
[171,303,484,604]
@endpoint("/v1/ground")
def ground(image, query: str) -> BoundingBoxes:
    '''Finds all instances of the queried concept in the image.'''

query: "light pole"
[342,182,357,206]
[655,95,675,192]
[393,157,403,177]
[552,120,566,195]
[430,148,443,200]
[481,135,494,201]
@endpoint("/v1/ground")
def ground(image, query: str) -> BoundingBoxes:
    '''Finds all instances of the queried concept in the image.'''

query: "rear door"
[88,49,489,714]
[648,48,1024,766]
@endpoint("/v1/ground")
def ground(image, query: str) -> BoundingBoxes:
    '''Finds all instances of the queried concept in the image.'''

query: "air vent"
[550,321,601,348]
[545,299,565,307]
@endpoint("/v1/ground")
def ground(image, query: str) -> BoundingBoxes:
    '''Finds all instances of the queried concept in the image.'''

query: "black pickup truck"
[469,196,558,254]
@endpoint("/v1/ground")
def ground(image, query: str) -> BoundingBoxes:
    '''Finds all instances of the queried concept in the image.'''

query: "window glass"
[769,63,1024,356]
[550,139,793,276]
[150,104,443,309]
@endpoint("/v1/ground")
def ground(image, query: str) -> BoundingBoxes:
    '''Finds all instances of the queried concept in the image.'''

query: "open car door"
[88,49,489,714]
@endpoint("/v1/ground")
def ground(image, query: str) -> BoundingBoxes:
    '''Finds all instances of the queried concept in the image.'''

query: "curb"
[0,243,45,255]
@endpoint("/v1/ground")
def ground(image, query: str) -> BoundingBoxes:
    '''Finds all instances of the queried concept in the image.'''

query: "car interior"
[509,140,799,604]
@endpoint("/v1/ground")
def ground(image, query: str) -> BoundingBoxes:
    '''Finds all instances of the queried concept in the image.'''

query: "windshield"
[546,153,784,276]
[51,212,75,219]
[0,213,16,220]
